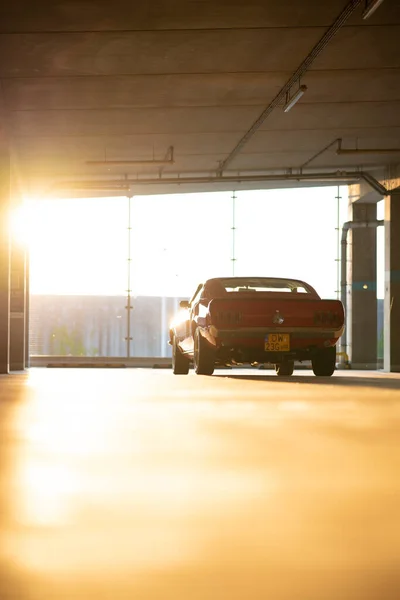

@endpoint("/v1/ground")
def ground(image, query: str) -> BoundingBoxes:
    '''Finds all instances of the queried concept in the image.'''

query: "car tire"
[193,328,215,375]
[312,346,336,377]
[172,336,190,375]
[275,360,294,376]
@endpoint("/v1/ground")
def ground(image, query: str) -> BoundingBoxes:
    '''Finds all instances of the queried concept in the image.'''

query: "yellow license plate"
[265,333,290,352]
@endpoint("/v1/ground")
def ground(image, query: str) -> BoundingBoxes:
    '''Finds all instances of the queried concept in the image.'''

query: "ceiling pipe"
[340,219,384,365]
[51,170,388,196]
[302,138,400,173]
[300,138,342,170]
[361,172,388,196]
[336,138,400,156]
[217,0,363,175]
[62,186,131,192]
[86,160,174,166]
[86,146,174,167]
[337,148,400,155]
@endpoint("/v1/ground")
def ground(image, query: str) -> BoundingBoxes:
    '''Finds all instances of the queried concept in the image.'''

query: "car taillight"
[314,311,341,326]
[216,311,243,325]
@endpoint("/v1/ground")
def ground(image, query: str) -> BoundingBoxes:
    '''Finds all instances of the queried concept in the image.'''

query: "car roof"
[205,276,310,287]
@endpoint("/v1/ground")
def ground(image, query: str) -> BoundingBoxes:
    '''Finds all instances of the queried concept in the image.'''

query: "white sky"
[22,185,385,300]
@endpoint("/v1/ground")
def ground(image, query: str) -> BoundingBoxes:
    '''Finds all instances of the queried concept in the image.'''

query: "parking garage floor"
[0,368,399,600]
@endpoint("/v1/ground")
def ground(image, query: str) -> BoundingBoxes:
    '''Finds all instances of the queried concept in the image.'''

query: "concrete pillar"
[348,203,377,368]
[8,176,28,370]
[384,190,400,372]
[0,146,10,374]
[10,243,26,371]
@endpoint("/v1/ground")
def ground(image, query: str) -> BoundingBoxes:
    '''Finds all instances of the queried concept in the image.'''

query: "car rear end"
[207,297,344,364]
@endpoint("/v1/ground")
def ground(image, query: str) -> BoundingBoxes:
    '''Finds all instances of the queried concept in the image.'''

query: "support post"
[10,242,26,371]
[0,146,10,374]
[347,204,378,368]
[384,190,400,372]
[25,251,30,367]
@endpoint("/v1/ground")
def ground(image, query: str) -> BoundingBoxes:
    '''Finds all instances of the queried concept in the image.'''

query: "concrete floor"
[0,368,399,600]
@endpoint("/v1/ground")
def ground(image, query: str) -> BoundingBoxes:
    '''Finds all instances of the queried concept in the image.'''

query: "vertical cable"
[126,195,132,358]
[231,191,237,275]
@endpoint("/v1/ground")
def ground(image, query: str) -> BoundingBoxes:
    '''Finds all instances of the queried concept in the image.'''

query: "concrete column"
[10,243,26,370]
[0,147,11,374]
[384,190,400,372]
[348,203,377,368]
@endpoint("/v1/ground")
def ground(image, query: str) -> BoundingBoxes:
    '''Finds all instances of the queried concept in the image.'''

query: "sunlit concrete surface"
[1,368,400,600]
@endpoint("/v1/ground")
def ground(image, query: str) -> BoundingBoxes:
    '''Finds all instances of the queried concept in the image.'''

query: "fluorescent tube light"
[362,0,385,19]
[283,85,307,113]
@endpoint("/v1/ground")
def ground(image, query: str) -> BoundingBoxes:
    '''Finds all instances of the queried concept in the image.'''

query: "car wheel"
[312,346,336,377]
[275,360,294,376]
[172,336,190,375]
[193,328,215,375]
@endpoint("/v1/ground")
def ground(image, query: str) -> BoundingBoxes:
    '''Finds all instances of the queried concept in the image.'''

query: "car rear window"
[220,278,311,294]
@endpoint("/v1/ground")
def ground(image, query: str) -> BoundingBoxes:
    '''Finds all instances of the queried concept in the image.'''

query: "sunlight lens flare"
[10,201,37,247]
[170,308,189,329]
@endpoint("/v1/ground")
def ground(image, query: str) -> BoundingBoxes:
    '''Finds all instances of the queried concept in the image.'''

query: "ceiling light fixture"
[362,0,385,19]
[283,85,307,113]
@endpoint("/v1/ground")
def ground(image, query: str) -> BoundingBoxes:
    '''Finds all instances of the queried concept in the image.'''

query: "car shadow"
[213,372,400,391]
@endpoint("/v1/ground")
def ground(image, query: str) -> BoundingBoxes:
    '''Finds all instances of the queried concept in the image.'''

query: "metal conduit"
[217,0,364,174]
[53,170,388,196]
[340,219,384,363]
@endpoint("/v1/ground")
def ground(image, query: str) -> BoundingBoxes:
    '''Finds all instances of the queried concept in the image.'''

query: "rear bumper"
[209,325,344,341]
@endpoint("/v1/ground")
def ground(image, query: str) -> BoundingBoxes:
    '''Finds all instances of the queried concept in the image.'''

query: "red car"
[169,277,345,377]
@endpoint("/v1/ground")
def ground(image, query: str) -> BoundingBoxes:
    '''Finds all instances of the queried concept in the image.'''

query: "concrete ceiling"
[1,0,400,197]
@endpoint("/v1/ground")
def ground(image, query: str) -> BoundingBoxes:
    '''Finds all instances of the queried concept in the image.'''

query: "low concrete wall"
[30,355,172,368]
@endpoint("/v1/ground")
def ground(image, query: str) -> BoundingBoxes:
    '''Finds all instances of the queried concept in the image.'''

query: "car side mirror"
[179,300,189,309]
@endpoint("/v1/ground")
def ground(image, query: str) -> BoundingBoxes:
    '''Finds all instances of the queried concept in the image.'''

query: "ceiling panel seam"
[14,124,400,139]
[2,67,400,81]
[0,25,357,35]
[8,99,400,112]
[0,22,399,35]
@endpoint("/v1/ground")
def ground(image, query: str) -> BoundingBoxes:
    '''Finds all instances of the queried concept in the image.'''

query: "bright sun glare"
[16,197,130,296]
[10,202,36,247]
[12,188,358,299]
